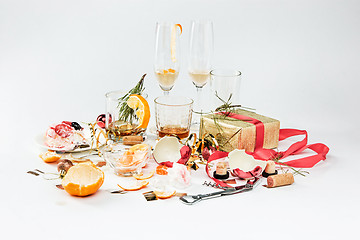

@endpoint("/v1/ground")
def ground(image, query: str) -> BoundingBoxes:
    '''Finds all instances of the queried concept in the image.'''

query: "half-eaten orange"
[62,162,104,197]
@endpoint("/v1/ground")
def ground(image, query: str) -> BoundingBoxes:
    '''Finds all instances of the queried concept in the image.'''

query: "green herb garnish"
[118,74,146,123]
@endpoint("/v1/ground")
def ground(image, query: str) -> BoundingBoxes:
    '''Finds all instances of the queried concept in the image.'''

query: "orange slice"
[156,165,169,175]
[117,151,135,167]
[127,94,150,129]
[133,170,155,180]
[62,162,104,197]
[39,151,61,163]
[117,180,149,191]
[129,144,149,152]
[154,190,176,199]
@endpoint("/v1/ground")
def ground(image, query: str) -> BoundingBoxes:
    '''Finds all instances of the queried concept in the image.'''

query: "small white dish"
[228,149,267,172]
[34,133,93,152]
[152,136,182,164]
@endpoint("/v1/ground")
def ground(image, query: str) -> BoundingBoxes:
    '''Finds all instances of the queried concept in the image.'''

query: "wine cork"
[213,162,229,180]
[123,135,143,145]
[264,160,276,174]
[267,173,294,188]
[216,162,227,175]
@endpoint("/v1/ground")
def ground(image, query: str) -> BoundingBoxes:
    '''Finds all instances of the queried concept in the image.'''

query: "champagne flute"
[188,20,214,119]
[154,22,182,95]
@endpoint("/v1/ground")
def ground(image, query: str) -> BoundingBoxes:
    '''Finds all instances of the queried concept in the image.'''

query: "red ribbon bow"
[159,145,192,168]
[205,112,330,188]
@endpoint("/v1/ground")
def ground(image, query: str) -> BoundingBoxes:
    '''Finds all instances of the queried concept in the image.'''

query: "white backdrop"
[1,0,359,239]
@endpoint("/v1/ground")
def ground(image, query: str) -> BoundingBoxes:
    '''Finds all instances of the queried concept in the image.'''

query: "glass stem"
[196,86,203,113]
[164,90,170,96]
[193,86,204,124]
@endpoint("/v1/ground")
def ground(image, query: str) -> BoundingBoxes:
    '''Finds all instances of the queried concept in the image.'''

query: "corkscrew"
[202,181,227,189]
[180,178,261,205]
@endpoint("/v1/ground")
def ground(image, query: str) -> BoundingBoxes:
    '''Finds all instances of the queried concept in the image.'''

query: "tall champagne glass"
[154,22,182,95]
[188,20,214,120]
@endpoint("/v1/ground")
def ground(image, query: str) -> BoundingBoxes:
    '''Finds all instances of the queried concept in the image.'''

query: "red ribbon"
[216,112,330,168]
[159,145,192,168]
[205,112,330,187]
[217,112,265,149]
[205,151,231,188]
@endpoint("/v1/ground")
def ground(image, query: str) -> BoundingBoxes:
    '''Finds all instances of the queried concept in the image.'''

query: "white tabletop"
[1,0,359,239]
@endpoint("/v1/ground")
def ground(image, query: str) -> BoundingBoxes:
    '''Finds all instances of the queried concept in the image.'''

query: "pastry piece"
[267,173,294,188]
[44,121,88,151]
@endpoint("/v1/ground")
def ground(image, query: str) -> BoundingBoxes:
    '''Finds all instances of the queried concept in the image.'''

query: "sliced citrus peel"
[117,144,149,168]
[126,94,150,129]
[87,122,108,156]
[39,151,61,163]
[117,180,149,191]
[171,24,182,62]
[133,170,155,180]
[156,165,169,175]
[154,190,176,199]
[175,24,182,35]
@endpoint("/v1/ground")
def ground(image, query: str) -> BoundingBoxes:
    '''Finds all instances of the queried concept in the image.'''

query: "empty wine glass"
[188,20,214,120]
[154,22,182,95]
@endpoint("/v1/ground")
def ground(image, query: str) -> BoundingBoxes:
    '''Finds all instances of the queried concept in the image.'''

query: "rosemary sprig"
[118,74,146,123]
[271,152,309,177]
[214,91,255,112]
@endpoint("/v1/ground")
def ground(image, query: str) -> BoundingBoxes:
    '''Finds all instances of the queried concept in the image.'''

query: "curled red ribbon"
[205,112,330,187]
[159,145,192,168]
[217,112,329,168]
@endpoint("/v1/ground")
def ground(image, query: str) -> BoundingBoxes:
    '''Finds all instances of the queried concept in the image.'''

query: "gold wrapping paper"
[199,109,280,152]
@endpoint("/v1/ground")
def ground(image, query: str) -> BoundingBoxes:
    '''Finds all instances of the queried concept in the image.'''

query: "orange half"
[127,94,150,129]
[62,162,104,197]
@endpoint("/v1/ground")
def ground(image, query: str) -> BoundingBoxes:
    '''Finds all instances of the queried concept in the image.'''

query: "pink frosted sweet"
[168,163,191,189]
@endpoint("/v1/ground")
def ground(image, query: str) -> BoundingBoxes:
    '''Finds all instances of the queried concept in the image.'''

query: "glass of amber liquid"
[105,91,147,141]
[154,96,193,139]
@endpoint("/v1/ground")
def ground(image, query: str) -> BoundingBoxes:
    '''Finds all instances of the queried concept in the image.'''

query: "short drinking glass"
[154,96,193,139]
[209,69,242,108]
[105,91,147,141]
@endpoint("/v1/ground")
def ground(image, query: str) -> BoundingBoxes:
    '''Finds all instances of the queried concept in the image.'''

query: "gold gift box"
[199,109,280,152]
